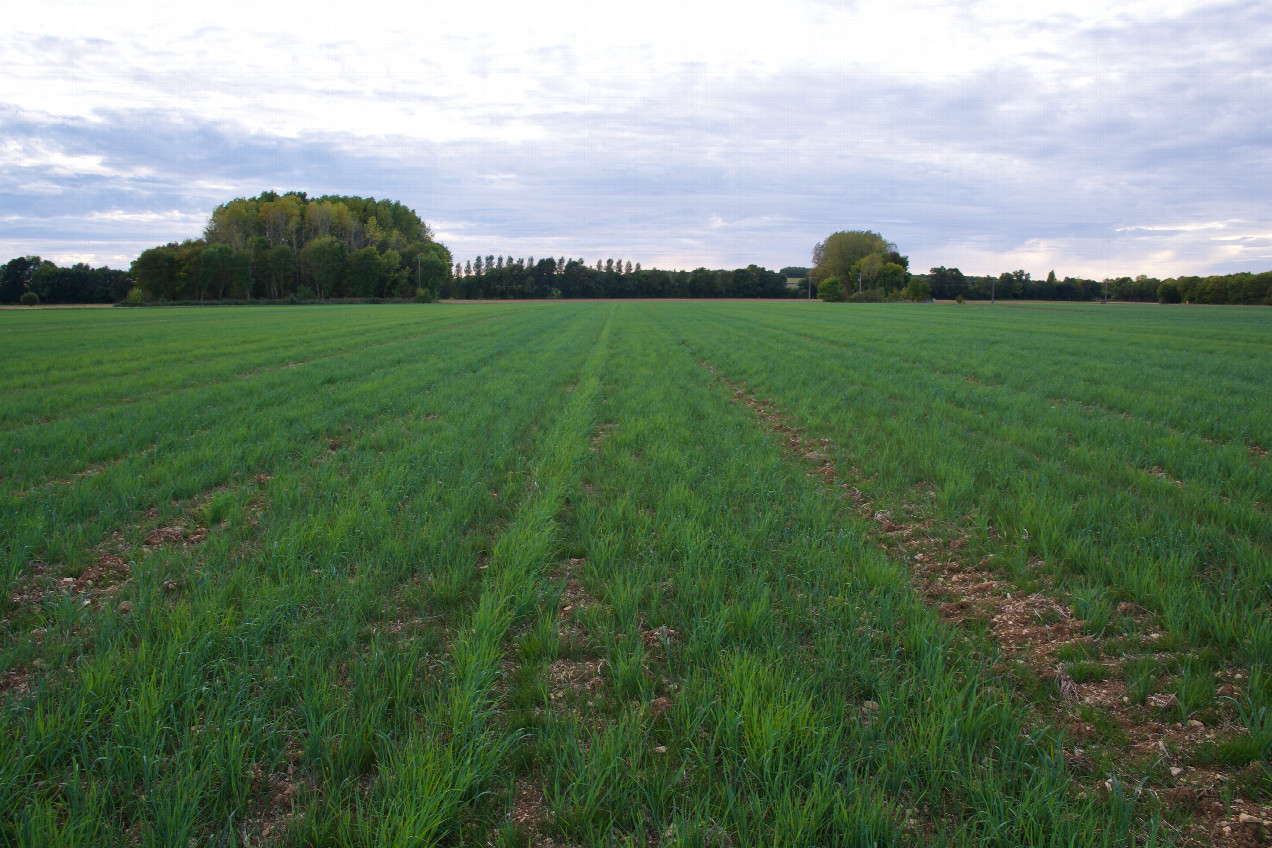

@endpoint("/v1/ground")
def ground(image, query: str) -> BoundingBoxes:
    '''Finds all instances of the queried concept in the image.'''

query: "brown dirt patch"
[547,658,604,701]
[143,524,209,548]
[590,423,615,453]
[9,552,131,611]
[0,664,35,699]
[236,745,308,845]
[507,777,549,831]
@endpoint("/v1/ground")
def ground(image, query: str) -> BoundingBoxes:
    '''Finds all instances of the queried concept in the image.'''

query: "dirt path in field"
[698,356,1272,848]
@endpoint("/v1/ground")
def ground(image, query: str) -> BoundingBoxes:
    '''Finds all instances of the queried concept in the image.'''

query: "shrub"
[817,276,843,302]
[19,291,38,306]
[847,288,885,303]
[123,287,146,306]
[955,294,965,304]
[415,287,437,303]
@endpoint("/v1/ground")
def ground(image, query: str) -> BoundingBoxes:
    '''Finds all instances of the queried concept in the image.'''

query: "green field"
[2,302,1270,846]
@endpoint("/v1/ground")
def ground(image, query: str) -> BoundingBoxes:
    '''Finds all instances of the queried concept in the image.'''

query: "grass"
[1,301,1269,845]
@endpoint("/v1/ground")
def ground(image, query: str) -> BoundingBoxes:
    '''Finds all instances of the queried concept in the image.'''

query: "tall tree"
[812,231,895,283]
[927,266,967,300]
[130,248,178,300]
[346,246,384,297]
[300,236,348,299]
[417,255,449,300]
[267,244,295,299]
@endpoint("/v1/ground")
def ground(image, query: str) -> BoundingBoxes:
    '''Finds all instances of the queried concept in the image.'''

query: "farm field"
[1,301,1270,846]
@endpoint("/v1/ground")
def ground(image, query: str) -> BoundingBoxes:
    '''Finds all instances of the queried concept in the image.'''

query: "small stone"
[1186,719,1203,729]
[118,600,134,614]
[1170,767,1182,777]
[654,745,667,754]
[1238,813,1258,824]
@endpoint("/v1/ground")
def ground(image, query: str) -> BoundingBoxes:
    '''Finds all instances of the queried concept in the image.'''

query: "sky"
[2,0,1270,278]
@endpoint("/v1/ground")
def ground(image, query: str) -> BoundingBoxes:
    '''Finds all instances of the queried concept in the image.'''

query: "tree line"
[0,257,131,305]
[443,257,792,300]
[4,213,1272,306]
[922,267,1272,305]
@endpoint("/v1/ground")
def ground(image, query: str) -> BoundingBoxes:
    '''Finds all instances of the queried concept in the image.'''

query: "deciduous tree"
[812,231,894,283]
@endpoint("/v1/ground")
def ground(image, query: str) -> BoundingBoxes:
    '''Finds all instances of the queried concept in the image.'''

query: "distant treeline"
[445,257,791,299]
[3,195,1272,306]
[0,257,131,305]
[5,254,1271,306]
[923,267,1272,305]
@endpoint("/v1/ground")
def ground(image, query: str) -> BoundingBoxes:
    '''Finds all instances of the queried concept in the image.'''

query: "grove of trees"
[128,192,453,302]
[811,231,914,301]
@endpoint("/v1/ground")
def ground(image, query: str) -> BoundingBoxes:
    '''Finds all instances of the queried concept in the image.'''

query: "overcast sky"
[2,0,1270,277]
